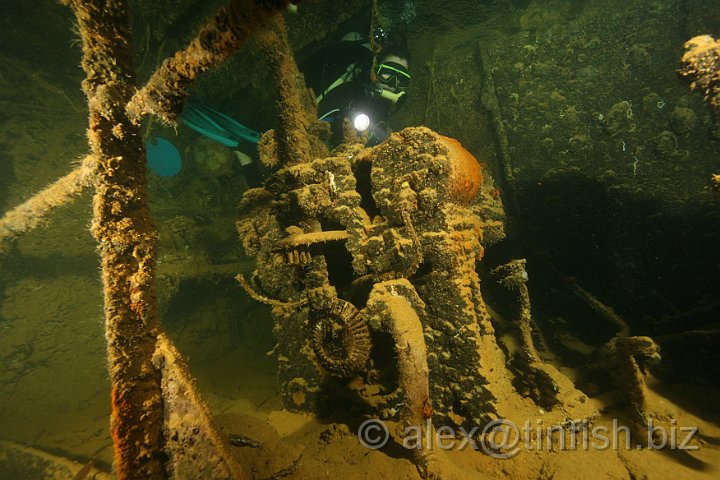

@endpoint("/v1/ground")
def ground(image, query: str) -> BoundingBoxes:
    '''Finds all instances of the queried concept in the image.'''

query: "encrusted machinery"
[237,126,515,429]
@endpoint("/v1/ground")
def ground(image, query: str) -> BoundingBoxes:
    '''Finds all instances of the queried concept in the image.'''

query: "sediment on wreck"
[237,116,579,478]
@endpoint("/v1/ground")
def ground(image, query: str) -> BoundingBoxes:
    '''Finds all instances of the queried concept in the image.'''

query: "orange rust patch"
[110,386,131,475]
[422,398,434,418]
[438,135,483,204]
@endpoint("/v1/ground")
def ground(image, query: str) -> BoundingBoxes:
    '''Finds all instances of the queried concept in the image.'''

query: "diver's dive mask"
[376,61,411,91]
[374,61,410,105]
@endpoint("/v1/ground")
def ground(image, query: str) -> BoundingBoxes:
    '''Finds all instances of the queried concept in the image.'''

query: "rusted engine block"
[237,126,508,427]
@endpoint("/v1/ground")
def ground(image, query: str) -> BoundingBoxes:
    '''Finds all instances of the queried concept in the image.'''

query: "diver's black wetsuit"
[303,36,394,146]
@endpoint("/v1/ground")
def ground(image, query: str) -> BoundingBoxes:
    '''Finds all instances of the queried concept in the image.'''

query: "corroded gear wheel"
[310,297,371,378]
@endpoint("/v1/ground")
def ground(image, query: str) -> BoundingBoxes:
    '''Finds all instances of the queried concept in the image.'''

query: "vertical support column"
[63,1,165,477]
[256,14,327,166]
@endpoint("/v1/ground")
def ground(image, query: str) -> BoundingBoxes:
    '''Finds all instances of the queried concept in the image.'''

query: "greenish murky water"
[0,1,718,478]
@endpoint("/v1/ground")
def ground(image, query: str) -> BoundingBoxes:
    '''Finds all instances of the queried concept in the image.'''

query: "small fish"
[226,433,262,448]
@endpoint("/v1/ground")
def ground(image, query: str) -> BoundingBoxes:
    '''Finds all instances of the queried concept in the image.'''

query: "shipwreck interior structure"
[0,0,719,479]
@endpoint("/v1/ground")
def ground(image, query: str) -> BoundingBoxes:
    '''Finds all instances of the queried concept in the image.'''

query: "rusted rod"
[62,0,166,477]
[0,155,94,252]
[127,0,293,125]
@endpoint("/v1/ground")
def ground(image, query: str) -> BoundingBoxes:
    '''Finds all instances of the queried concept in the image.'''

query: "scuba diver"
[148,30,411,185]
[305,30,411,146]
